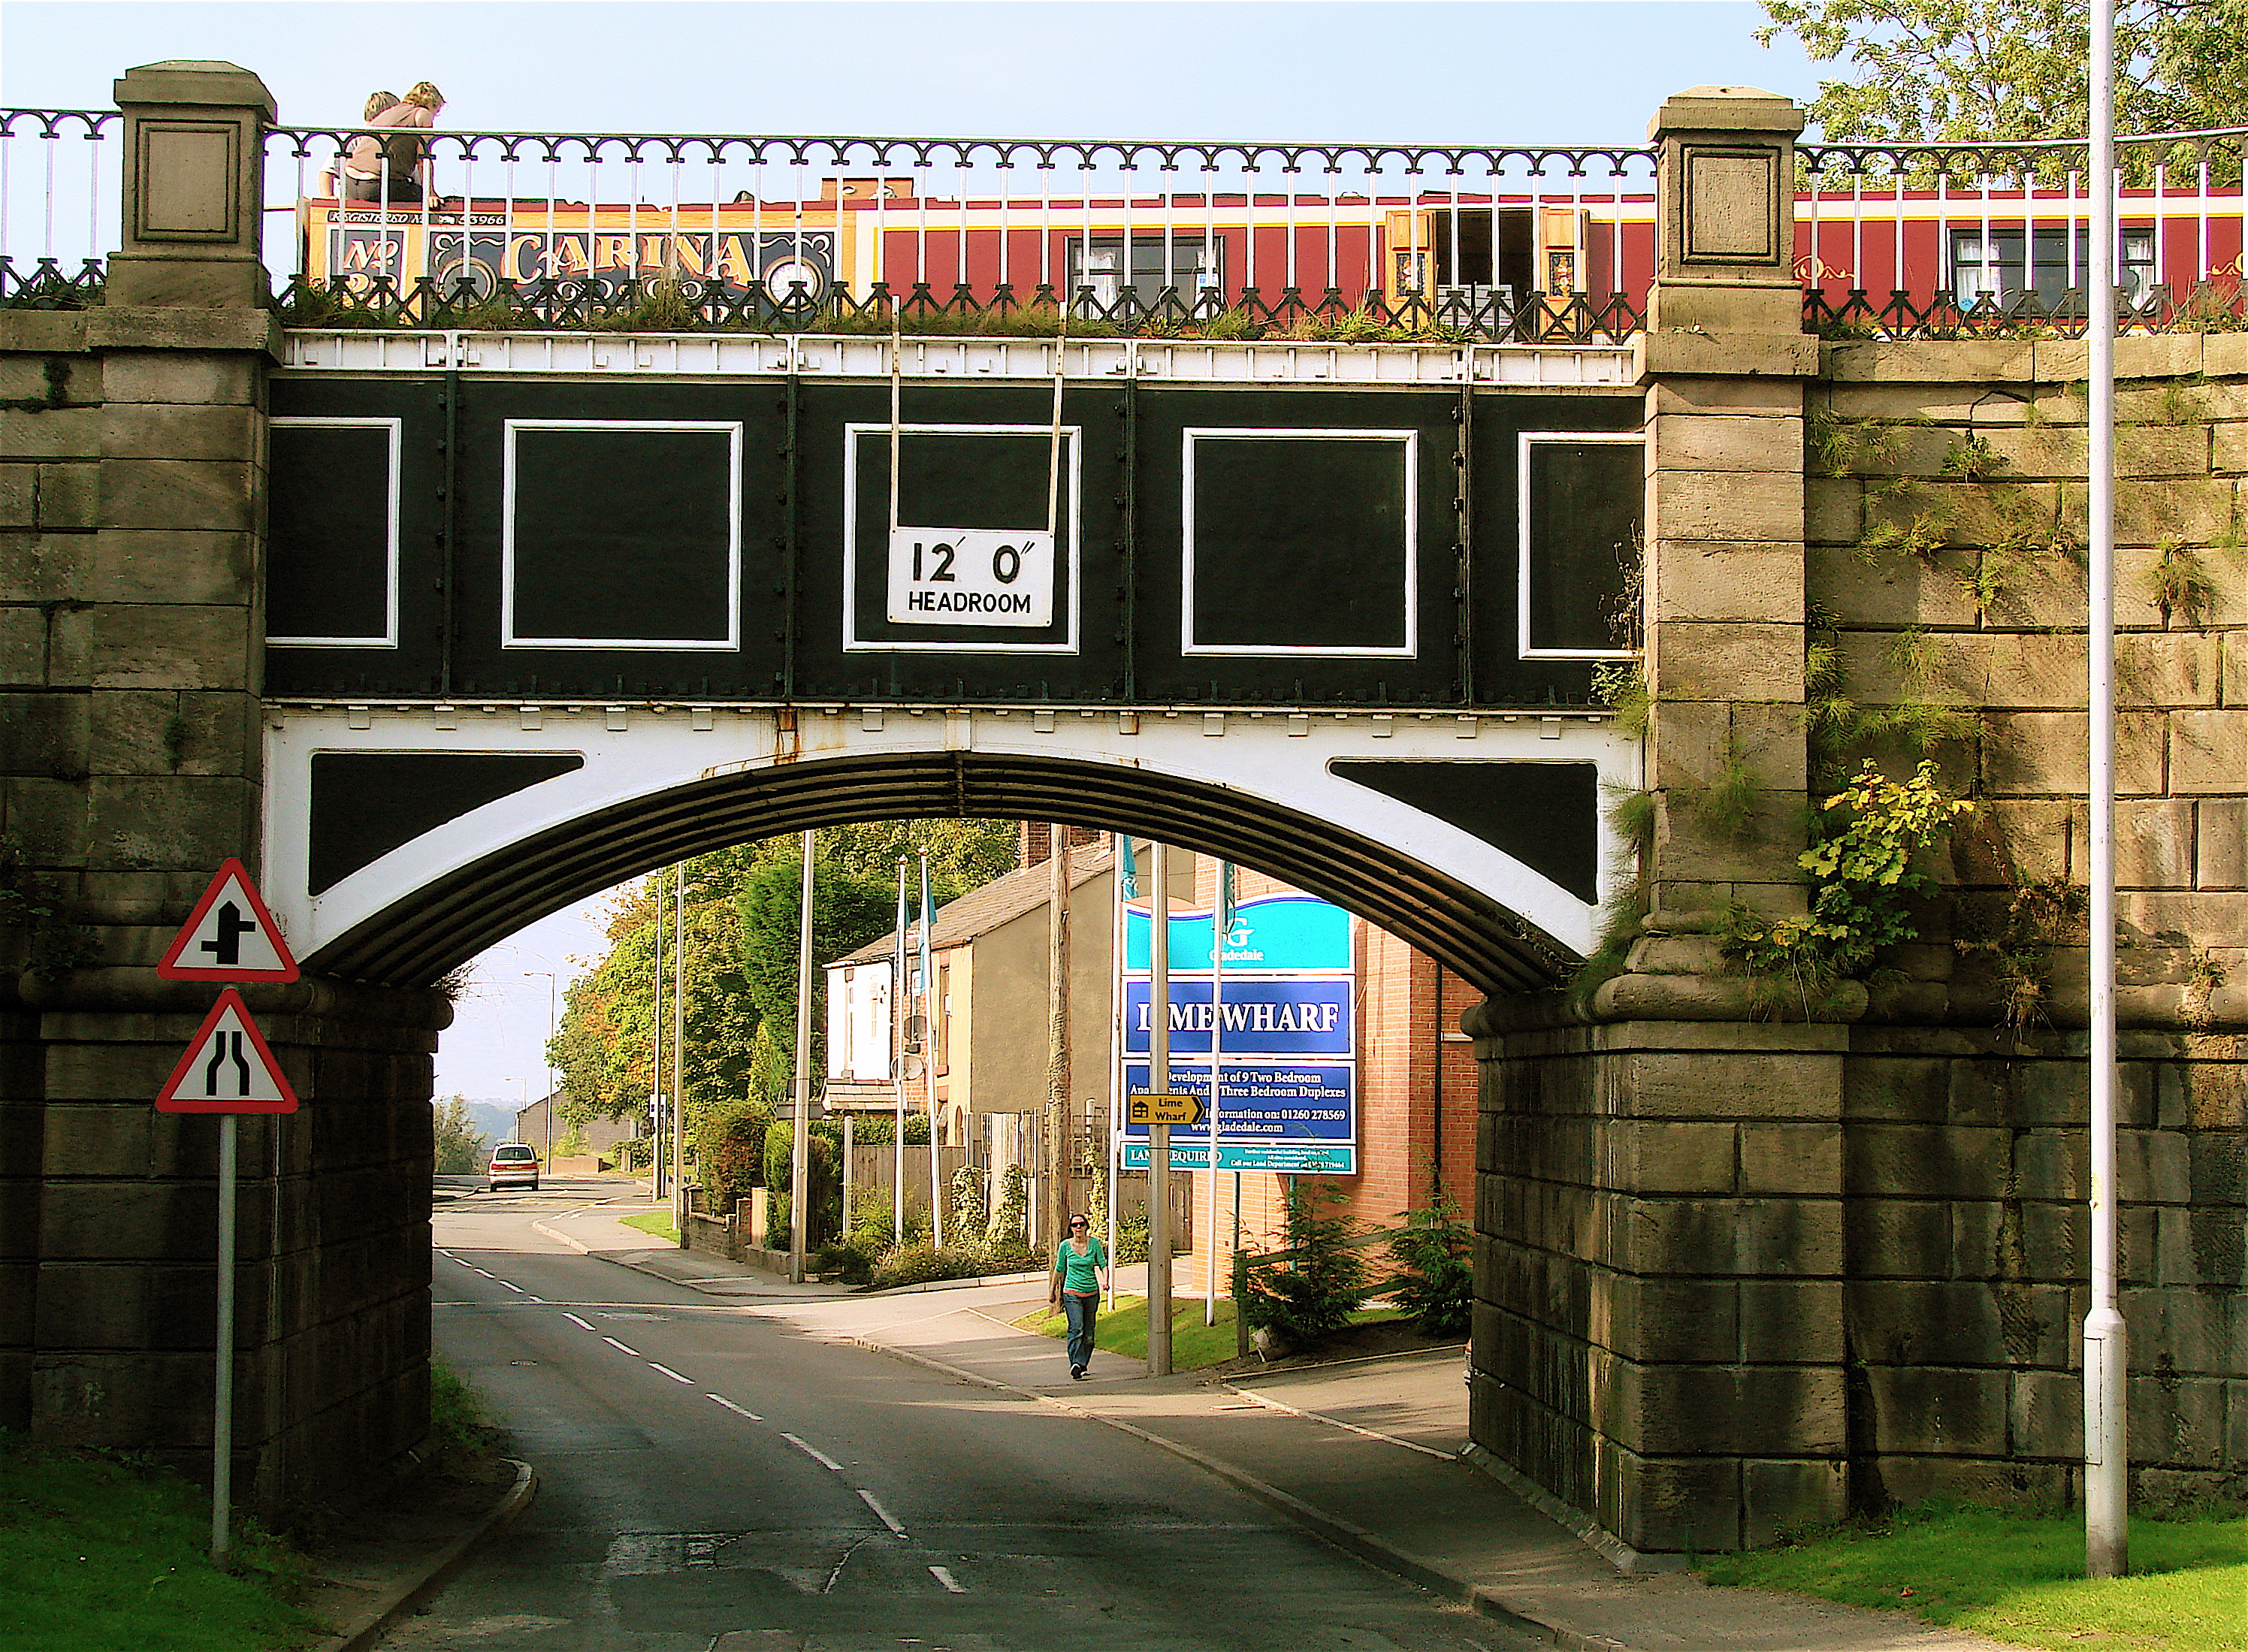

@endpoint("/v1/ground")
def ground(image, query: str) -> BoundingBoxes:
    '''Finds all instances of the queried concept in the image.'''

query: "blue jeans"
[1063,1291,1098,1371]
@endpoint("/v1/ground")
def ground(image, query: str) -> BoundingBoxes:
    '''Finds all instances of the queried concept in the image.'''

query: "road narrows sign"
[156,989,299,1114]
[157,859,300,983]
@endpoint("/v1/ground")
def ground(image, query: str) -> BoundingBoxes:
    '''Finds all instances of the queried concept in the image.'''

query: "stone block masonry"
[2,61,458,1522]
[1467,92,2247,1558]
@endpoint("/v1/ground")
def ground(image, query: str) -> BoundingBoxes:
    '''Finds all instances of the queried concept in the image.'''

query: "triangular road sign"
[156,989,299,1114]
[157,859,299,983]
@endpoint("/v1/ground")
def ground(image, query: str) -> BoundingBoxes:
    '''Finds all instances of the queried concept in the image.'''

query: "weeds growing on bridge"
[1721,759,1974,1014]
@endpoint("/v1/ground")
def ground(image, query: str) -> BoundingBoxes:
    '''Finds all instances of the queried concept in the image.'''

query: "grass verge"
[618,1209,678,1244]
[1698,1499,2248,1652]
[0,1433,313,1651]
[1016,1297,1407,1371]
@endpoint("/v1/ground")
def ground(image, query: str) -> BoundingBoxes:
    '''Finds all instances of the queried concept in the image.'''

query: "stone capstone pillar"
[1466,87,1851,1561]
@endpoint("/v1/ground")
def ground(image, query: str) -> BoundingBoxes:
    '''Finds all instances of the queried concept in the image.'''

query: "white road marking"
[857,1488,907,1536]
[603,1336,642,1357]
[706,1394,763,1421]
[497,1279,527,1294]
[928,1565,965,1592]
[648,1362,694,1384]
[780,1432,845,1472]
[524,1295,544,1303]
[564,1313,594,1330]
[471,1268,494,1278]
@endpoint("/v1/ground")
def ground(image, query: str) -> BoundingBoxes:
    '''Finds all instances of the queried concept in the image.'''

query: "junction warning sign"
[156,859,299,983]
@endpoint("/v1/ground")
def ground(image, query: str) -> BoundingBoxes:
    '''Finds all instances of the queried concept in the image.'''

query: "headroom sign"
[887,527,1055,627]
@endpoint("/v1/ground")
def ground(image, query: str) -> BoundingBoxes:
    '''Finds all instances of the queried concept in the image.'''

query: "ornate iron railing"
[7,102,2243,340]
[256,124,1660,343]
[1796,127,2246,338]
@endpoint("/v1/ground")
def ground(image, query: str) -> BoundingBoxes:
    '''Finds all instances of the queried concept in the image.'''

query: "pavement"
[502,1196,2016,1652]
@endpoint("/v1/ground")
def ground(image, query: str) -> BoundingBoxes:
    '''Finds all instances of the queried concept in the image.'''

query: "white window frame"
[1517,430,1645,662]
[1181,427,1419,658]
[267,415,402,649]
[501,418,743,651]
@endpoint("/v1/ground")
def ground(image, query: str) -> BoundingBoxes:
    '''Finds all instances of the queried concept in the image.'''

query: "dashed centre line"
[497,1279,526,1294]
[857,1488,908,1536]
[648,1363,695,1385]
[564,1312,594,1330]
[928,1564,965,1593]
[706,1394,762,1421]
[781,1432,845,1472]
[603,1336,642,1357]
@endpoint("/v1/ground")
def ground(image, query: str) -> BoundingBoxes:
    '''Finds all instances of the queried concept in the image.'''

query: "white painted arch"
[264,702,1636,995]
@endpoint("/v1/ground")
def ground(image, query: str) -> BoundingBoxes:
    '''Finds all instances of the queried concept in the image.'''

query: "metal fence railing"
[5,102,2243,341]
[1799,128,2246,338]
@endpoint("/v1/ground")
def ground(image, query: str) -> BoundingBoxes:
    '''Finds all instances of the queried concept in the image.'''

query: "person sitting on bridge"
[343,82,445,204]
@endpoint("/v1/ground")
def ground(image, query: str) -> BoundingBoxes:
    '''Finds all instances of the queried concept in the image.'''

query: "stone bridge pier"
[1463,87,1848,1559]
[2,63,447,1509]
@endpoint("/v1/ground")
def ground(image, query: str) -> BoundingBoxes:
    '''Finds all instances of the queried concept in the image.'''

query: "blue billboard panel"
[1121,1060,1356,1174]
[1122,893,1352,974]
[1122,979,1352,1058]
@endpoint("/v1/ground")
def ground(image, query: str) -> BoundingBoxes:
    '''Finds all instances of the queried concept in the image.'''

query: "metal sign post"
[211,1114,237,1562]
[156,865,300,1566]
[1146,841,1172,1378]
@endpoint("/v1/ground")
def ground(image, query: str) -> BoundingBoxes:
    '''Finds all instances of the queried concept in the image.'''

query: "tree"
[1755,0,2248,144]
[432,1095,489,1175]
[546,820,1017,1134]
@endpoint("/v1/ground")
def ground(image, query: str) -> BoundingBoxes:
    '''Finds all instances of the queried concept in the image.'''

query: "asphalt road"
[401,1190,1539,1652]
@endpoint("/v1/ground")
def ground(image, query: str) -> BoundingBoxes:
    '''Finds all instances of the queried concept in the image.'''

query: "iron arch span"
[264,705,1634,993]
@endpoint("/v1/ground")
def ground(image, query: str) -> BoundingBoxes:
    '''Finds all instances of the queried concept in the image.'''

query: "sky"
[2,0,1823,1107]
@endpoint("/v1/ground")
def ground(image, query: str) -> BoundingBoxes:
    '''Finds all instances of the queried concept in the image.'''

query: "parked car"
[487,1142,539,1192]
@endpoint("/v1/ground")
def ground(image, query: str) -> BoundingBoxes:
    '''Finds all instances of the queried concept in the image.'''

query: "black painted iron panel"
[508,424,736,645]
[1525,438,1641,654]
[1328,759,1600,902]
[309,750,585,894]
[266,378,447,697]
[792,382,1125,703]
[447,380,790,700]
[845,427,1076,651]
[1187,433,1410,651]
[1132,387,1459,705]
[267,422,394,642]
[266,372,1645,708]
[1464,393,1643,706]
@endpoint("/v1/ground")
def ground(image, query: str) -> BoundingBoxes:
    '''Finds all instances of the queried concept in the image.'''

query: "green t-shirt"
[1056,1235,1107,1294]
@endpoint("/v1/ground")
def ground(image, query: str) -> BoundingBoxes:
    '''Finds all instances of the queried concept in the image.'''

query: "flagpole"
[920,847,939,1249]
[1205,865,1227,1327]
[2083,0,2127,1581]
[1146,840,1173,1379]
[1107,833,1129,1311]
[893,856,908,1249]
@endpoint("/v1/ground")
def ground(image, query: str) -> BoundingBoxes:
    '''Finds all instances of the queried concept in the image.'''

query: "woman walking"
[1049,1213,1109,1381]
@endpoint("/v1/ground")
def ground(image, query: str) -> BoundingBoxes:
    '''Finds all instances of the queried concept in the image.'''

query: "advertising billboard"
[1119,892,1356,1175]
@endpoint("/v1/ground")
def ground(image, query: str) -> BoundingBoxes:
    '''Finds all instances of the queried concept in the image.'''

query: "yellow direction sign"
[1127,1092,1203,1127]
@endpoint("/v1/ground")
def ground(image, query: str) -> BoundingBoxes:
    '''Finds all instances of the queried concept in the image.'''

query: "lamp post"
[524,971,557,1163]
[2084,0,2128,1581]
